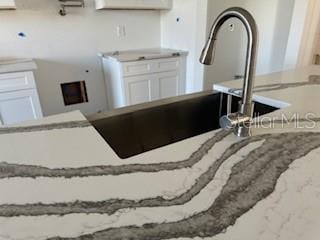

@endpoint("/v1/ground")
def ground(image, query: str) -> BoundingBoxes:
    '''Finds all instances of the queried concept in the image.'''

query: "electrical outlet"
[117,25,126,38]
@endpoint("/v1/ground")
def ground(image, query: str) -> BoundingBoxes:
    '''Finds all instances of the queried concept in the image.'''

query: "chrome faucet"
[200,7,258,137]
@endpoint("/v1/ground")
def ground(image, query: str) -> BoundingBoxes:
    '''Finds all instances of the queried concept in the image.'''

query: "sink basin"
[89,92,278,159]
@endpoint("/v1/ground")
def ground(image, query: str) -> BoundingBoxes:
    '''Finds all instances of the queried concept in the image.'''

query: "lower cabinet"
[0,71,43,126]
[124,71,181,105]
[0,89,42,125]
[102,55,187,109]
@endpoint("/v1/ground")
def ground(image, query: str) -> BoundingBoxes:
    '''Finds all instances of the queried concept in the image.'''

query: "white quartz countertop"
[0,58,37,74]
[1,66,320,240]
[101,48,188,62]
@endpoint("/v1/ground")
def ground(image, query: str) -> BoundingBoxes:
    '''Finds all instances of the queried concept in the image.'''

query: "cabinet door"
[157,71,181,99]
[0,89,42,125]
[124,75,159,105]
[124,71,183,106]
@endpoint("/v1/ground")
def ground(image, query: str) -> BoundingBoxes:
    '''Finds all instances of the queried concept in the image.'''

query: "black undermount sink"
[90,92,278,159]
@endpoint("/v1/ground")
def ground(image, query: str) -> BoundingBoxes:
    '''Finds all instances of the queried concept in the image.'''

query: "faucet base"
[234,125,252,137]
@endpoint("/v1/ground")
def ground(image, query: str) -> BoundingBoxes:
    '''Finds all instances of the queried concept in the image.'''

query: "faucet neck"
[203,7,259,117]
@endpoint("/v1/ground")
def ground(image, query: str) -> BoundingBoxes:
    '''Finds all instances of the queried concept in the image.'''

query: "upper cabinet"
[95,0,172,10]
[0,0,16,9]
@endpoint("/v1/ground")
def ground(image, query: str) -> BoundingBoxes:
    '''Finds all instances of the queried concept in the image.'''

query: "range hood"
[0,0,16,9]
[95,0,172,10]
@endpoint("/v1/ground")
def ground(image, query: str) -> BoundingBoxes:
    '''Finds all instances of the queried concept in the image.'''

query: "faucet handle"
[219,112,251,131]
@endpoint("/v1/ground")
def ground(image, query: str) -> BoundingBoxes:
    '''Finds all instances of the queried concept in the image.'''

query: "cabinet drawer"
[157,58,180,72]
[122,61,153,77]
[122,58,180,77]
[0,71,36,92]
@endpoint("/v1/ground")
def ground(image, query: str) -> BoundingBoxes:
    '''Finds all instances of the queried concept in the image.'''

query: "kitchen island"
[1,66,320,240]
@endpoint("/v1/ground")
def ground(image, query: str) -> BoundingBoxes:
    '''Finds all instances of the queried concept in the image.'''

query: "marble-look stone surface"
[0,58,37,74]
[101,48,188,62]
[1,66,320,240]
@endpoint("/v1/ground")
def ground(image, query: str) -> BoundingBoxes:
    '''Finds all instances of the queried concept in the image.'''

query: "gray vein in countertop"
[228,75,320,94]
[0,131,256,217]
[45,132,320,240]
[0,121,91,135]
[0,130,231,179]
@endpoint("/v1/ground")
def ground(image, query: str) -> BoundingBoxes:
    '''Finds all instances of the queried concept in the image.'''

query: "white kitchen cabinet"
[124,74,157,105]
[0,71,42,125]
[157,71,181,99]
[101,49,187,109]
[0,0,16,9]
[124,70,181,105]
[95,0,172,10]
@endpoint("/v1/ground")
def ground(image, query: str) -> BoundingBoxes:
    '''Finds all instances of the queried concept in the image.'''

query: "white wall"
[162,0,305,92]
[203,0,297,90]
[160,0,208,93]
[269,0,295,72]
[204,0,247,89]
[1,0,307,116]
[285,0,312,69]
[0,0,161,116]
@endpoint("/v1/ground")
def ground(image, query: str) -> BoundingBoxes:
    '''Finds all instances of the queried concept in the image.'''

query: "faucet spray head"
[199,38,217,65]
